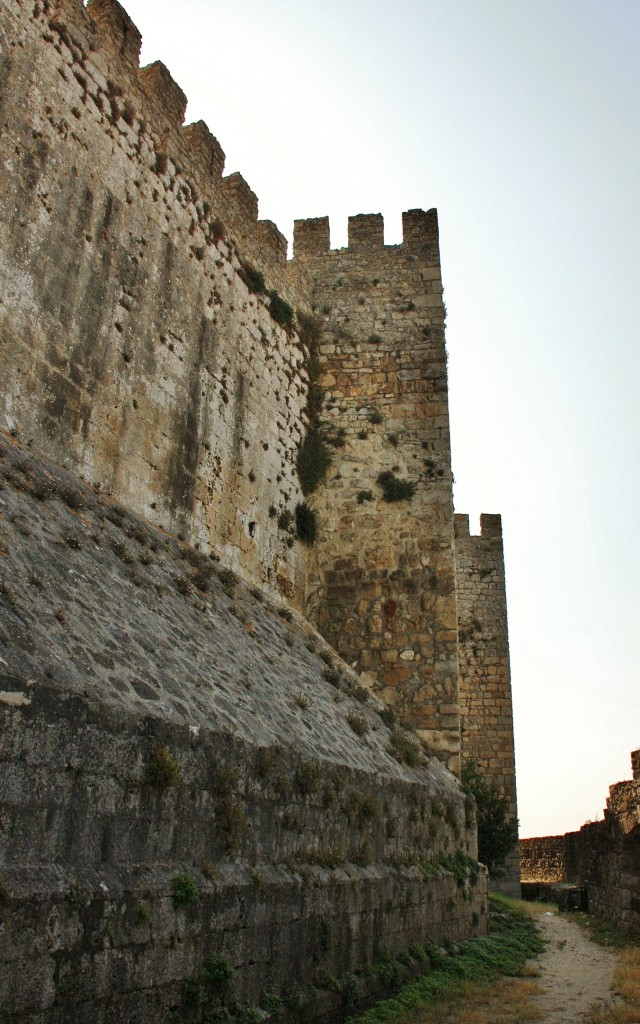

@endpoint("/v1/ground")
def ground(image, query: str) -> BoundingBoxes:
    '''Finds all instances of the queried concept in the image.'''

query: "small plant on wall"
[269,291,294,329]
[295,502,318,545]
[297,430,332,496]
[171,873,200,908]
[239,262,266,294]
[295,311,334,499]
[144,746,180,788]
[461,760,519,875]
[377,471,416,502]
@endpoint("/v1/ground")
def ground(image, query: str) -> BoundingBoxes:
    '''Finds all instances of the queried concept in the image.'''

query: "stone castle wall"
[521,751,640,933]
[454,514,520,894]
[0,437,487,1024]
[292,212,461,772]
[0,0,310,602]
[0,3,519,1016]
[519,835,567,883]
[0,0,519,787]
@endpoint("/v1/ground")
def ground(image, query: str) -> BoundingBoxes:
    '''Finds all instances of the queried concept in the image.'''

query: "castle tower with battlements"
[0,0,519,900]
[292,210,460,772]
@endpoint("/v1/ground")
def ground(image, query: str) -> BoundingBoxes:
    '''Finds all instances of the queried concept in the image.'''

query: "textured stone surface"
[0,0,308,602]
[0,0,518,789]
[0,436,487,1022]
[0,0,516,1018]
[454,513,520,895]
[293,211,460,771]
[520,750,640,934]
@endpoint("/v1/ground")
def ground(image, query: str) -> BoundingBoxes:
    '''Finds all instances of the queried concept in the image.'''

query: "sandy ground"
[531,912,619,1022]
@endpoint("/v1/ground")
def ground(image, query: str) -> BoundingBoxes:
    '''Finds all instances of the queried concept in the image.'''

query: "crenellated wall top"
[292,208,440,259]
[454,514,503,540]
[42,0,292,278]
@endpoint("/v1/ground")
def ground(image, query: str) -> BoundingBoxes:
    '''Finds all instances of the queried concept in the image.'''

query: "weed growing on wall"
[295,760,321,794]
[296,313,334,497]
[239,262,266,294]
[171,873,200,908]
[144,746,180,788]
[202,953,234,991]
[260,993,285,1017]
[461,760,518,875]
[297,311,323,350]
[295,501,318,544]
[387,728,421,767]
[323,665,343,687]
[377,471,416,503]
[209,217,225,243]
[135,902,151,924]
[297,431,333,495]
[269,291,294,330]
[347,712,369,736]
[357,490,374,504]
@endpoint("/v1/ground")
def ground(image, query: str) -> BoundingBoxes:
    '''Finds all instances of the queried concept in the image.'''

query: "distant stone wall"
[520,751,640,933]
[292,212,461,772]
[454,514,520,894]
[0,0,308,601]
[520,836,566,883]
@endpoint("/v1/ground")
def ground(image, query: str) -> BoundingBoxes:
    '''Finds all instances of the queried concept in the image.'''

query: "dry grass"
[407,977,544,1024]
[584,948,640,1024]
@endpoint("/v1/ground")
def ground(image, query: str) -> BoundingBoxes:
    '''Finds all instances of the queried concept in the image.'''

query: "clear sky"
[120,0,640,837]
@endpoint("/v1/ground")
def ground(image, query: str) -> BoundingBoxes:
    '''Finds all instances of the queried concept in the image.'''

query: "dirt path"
[531,911,619,1022]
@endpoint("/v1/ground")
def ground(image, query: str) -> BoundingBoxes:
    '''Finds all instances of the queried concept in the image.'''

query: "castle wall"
[519,836,566,883]
[0,0,309,601]
[0,0,519,779]
[292,212,461,772]
[0,436,487,1024]
[454,513,520,894]
[0,1,519,1016]
[521,751,640,933]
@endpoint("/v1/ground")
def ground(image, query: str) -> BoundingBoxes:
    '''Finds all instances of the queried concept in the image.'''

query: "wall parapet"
[0,0,312,601]
[293,208,440,260]
[86,0,142,68]
[38,0,299,304]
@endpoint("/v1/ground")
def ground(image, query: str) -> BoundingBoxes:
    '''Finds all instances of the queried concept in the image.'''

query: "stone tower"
[293,211,461,773]
[455,513,520,894]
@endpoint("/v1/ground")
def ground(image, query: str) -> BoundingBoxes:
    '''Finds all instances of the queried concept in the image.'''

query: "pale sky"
[119,0,640,838]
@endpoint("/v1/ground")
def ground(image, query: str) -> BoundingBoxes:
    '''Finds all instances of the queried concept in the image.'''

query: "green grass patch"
[565,910,640,949]
[347,895,544,1024]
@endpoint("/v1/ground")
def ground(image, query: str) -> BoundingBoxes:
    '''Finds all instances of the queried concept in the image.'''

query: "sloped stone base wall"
[0,437,487,1023]
[1,697,487,1024]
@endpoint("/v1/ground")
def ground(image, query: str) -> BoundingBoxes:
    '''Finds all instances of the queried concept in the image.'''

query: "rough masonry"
[520,750,640,934]
[454,514,519,895]
[0,0,519,1019]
